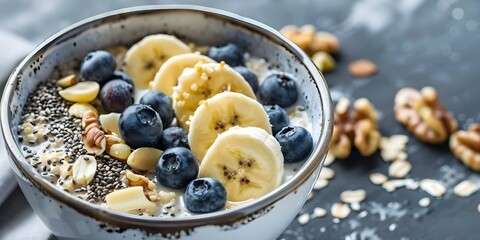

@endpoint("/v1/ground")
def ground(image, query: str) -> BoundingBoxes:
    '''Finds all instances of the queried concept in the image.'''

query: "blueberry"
[139,91,174,128]
[275,126,313,163]
[233,66,259,93]
[263,105,290,135]
[156,147,199,189]
[160,127,190,150]
[80,50,116,83]
[207,43,244,67]
[100,80,134,113]
[259,73,298,108]
[184,178,226,213]
[108,71,134,89]
[119,104,163,149]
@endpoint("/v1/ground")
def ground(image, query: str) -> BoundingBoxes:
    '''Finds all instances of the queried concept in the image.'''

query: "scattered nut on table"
[449,123,480,171]
[348,59,377,78]
[311,51,336,72]
[280,24,316,51]
[330,97,381,159]
[307,31,340,55]
[280,24,339,55]
[394,86,457,144]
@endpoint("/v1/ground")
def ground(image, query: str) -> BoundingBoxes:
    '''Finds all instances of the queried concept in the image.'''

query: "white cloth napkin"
[0,29,35,205]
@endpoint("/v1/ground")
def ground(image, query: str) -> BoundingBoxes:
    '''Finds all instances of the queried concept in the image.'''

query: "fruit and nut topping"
[18,34,314,217]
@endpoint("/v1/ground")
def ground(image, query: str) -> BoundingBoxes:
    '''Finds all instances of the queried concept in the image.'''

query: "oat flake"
[388,160,411,179]
[420,179,446,197]
[369,173,388,185]
[331,203,351,219]
[319,167,335,179]
[312,207,327,218]
[340,189,367,203]
[314,178,329,190]
[453,180,478,197]
[297,213,310,225]
[418,197,430,207]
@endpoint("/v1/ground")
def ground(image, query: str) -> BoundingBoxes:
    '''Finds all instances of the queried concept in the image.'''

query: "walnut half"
[330,98,381,159]
[450,124,480,171]
[394,86,457,144]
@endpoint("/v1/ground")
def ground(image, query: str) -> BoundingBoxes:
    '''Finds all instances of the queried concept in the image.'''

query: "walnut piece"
[330,98,381,159]
[394,86,457,144]
[449,124,480,171]
[125,170,159,201]
[82,110,106,155]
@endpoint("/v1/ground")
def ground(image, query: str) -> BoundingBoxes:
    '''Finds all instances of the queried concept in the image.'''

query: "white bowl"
[1,5,332,240]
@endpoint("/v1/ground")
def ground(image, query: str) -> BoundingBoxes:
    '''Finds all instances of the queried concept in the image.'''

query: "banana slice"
[199,126,283,202]
[150,53,215,95]
[124,34,191,89]
[189,92,272,162]
[173,62,256,129]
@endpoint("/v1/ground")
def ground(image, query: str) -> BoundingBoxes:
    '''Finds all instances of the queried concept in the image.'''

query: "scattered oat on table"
[348,59,377,78]
[323,152,336,166]
[388,160,412,179]
[312,207,327,218]
[380,135,409,162]
[340,189,367,203]
[369,173,388,185]
[307,191,314,201]
[350,202,361,211]
[331,203,351,219]
[319,167,335,179]
[297,213,311,225]
[453,180,478,197]
[420,179,446,197]
[313,178,329,190]
[418,197,431,207]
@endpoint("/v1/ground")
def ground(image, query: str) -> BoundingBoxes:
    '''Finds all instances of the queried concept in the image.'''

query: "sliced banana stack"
[124,34,191,89]
[189,92,272,162]
[173,62,256,129]
[199,126,283,202]
[150,53,215,95]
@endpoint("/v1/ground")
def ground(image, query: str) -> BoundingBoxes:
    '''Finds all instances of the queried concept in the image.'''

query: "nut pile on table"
[279,24,480,226]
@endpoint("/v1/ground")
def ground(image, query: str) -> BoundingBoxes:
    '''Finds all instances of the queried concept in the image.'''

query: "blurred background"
[0,0,479,239]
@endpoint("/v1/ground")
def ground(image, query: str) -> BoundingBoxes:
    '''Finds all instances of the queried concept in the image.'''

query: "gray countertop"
[1,0,479,239]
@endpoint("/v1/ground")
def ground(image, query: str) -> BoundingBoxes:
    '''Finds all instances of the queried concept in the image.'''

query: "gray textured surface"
[0,0,479,239]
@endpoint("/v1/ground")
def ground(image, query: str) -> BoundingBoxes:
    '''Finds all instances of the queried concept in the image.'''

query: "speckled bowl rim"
[1,5,333,232]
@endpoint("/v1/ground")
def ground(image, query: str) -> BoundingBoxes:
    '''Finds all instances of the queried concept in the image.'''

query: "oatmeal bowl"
[1,5,332,240]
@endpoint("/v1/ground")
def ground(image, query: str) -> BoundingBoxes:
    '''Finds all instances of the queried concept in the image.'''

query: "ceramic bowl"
[1,5,332,240]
